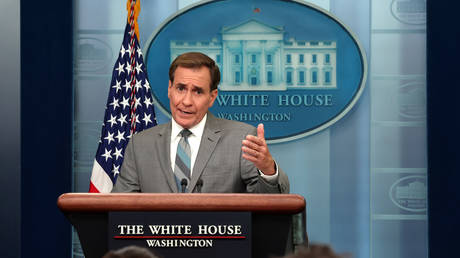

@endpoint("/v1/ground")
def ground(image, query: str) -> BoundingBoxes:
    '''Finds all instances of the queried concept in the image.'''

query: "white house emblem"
[145,0,367,142]
[389,176,427,212]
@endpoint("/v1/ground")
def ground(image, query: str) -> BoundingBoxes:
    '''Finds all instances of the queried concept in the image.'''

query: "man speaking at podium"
[112,52,289,194]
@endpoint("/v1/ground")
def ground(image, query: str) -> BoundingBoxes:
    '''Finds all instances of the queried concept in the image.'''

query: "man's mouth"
[179,109,193,115]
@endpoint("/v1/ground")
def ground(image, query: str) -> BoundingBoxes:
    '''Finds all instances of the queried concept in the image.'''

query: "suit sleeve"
[111,138,141,192]
[240,127,290,193]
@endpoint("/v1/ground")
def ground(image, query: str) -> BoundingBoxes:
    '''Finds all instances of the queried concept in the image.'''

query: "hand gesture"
[242,123,276,175]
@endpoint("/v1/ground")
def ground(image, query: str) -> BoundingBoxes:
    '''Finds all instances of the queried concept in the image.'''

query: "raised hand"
[241,123,276,175]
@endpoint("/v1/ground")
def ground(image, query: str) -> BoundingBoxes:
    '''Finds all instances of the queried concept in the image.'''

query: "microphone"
[180,178,188,193]
[196,179,203,193]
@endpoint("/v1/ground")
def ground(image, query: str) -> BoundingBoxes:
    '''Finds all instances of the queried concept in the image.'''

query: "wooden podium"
[58,193,307,258]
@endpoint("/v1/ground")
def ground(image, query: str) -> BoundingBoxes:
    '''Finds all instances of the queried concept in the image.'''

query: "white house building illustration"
[395,181,427,200]
[170,19,337,91]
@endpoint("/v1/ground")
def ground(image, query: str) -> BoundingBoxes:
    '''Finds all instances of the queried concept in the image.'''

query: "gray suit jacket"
[112,113,289,193]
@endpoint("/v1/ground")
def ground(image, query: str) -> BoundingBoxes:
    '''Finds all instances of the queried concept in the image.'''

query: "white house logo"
[397,81,426,120]
[145,0,367,142]
[389,175,427,212]
[391,0,426,25]
[76,37,113,73]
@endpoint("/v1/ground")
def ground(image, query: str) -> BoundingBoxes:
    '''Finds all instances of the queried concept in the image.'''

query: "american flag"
[89,0,156,193]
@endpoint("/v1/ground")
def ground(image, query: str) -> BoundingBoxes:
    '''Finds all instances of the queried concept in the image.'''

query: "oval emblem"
[389,175,427,212]
[76,37,113,73]
[391,0,426,25]
[397,81,426,120]
[145,0,367,143]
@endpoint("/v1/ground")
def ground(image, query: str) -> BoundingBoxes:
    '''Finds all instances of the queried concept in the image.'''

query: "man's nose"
[182,90,193,105]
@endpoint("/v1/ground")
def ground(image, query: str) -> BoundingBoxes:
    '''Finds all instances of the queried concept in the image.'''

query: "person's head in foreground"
[276,244,347,258]
[102,245,160,258]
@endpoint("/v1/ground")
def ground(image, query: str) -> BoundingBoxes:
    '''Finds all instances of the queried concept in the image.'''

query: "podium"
[57,193,307,258]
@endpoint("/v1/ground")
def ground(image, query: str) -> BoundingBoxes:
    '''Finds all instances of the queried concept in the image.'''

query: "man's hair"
[102,245,160,258]
[275,244,344,258]
[169,52,221,91]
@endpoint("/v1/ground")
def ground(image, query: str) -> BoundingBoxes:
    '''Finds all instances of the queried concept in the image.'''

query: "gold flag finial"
[127,0,141,40]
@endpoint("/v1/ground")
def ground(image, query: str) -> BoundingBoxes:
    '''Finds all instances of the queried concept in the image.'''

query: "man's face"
[168,66,218,129]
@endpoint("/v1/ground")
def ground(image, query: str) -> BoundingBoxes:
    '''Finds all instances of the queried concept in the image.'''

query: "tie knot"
[180,129,192,139]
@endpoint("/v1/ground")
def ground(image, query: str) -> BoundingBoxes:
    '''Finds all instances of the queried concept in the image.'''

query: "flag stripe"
[89,159,113,193]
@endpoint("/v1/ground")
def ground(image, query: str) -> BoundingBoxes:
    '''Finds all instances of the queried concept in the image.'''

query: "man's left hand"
[242,123,276,175]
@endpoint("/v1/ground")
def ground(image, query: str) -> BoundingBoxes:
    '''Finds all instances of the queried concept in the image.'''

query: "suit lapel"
[188,114,222,192]
[155,122,178,193]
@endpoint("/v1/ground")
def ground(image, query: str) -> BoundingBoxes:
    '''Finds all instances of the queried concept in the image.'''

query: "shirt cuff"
[258,161,279,183]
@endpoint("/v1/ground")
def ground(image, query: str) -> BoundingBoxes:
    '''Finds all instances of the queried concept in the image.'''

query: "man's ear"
[208,89,218,107]
[167,80,172,98]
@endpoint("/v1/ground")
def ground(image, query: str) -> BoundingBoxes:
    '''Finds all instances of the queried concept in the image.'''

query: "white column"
[261,41,266,85]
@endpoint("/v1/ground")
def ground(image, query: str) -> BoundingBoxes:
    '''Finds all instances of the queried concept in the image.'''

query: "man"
[112,52,289,193]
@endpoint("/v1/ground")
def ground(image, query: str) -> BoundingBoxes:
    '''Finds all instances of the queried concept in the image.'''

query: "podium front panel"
[108,211,251,258]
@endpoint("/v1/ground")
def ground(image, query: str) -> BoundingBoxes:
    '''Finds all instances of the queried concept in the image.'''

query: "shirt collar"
[171,113,207,139]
